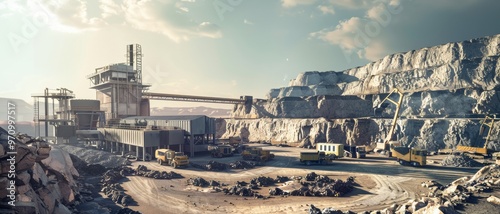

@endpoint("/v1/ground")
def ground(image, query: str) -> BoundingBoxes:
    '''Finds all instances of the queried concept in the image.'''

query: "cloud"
[3,0,221,42]
[318,5,334,14]
[326,0,374,9]
[281,0,316,8]
[243,19,254,25]
[310,17,366,50]
[311,0,404,61]
[122,0,222,42]
[99,0,120,19]
[357,41,392,61]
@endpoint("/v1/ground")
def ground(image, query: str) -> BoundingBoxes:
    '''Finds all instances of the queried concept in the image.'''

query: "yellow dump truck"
[155,149,189,168]
[299,151,333,165]
[392,147,427,167]
[241,147,274,162]
[316,143,344,159]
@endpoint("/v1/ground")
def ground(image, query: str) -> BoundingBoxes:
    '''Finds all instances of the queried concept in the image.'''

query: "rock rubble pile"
[190,160,256,171]
[0,129,91,214]
[309,164,500,214]
[272,173,355,197]
[441,153,484,167]
[100,165,182,207]
[57,144,130,168]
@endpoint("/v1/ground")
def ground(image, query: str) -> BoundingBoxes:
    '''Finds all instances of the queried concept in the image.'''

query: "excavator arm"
[373,88,404,152]
[481,115,496,149]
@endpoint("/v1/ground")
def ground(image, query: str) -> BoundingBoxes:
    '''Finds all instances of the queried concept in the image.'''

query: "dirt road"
[120,144,478,213]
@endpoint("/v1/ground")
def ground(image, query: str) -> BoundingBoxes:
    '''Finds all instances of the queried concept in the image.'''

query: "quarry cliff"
[222,34,500,151]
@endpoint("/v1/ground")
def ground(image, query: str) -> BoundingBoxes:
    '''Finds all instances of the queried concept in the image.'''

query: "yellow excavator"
[456,115,496,157]
[371,88,404,156]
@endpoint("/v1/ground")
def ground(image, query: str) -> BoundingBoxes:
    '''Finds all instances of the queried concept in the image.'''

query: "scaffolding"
[32,88,75,138]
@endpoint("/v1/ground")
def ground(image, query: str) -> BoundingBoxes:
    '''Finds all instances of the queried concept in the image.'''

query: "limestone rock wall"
[269,34,500,98]
[235,35,500,119]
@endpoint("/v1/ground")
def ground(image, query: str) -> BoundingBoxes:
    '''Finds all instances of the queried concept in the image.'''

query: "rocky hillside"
[232,34,500,119]
[223,34,500,150]
[0,129,81,213]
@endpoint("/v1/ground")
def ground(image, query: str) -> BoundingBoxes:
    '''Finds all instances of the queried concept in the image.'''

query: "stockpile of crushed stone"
[441,153,483,167]
[56,144,130,168]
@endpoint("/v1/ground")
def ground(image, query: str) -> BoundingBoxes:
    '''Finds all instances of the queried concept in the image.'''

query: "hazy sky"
[1,0,500,109]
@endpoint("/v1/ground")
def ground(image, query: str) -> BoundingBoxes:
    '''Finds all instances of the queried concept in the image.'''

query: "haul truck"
[299,151,333,165]
[392,147,427,167]
[344,145,367,158]
[155,149,189,168]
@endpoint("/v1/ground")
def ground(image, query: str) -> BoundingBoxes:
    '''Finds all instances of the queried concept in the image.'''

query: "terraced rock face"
[224,35,500,150]
[232,34,500,119]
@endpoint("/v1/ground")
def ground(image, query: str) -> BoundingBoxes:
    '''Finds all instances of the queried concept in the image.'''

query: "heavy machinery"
[456,115,496,157]
[299,151,333,165]
[241,147,274,162]
[155,149,189,168]
[316,143,344,159]
[344,145,367,158]
[210,145,234,158]
[372,88,404,156]
[392,147,427,167]
[225,136,247,154]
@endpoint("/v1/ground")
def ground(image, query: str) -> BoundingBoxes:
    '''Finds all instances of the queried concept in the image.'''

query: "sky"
[1,0,500,109]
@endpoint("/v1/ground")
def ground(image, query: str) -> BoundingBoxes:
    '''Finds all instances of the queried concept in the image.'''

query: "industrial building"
[32,88,104,144]
[98,115,216,158]
[32,44,245,158]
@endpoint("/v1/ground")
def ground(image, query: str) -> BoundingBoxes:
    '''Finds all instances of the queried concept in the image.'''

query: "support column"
[190,133,194,157]
[143,147,146,161]
[136,146,139,160]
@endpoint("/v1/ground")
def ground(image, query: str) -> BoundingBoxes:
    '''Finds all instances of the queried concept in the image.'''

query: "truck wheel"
[158,159,163,165]
[173,162,178,168]
[306,161,311,166]
[398,159,404,165]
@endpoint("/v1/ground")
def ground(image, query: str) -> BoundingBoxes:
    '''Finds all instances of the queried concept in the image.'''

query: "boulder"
[486,195,500,205]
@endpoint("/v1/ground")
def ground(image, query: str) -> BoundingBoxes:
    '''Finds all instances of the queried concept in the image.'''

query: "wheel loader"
[155,149,189,168]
